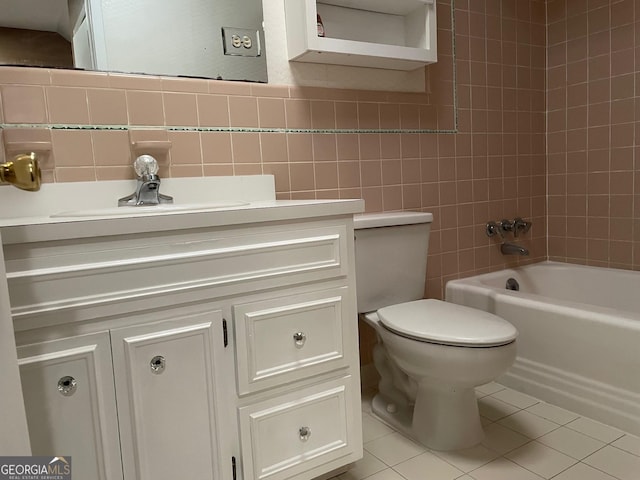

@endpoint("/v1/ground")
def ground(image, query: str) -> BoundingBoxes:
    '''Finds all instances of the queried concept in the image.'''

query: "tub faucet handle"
[513,217,531,237]
[486,221,503,238]
[499,219,515,234]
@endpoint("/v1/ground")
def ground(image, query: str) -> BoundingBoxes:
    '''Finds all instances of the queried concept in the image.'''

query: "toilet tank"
[354,212,433,313]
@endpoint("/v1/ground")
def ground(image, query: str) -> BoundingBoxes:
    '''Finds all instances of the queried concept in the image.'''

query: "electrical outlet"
[222,28,261,57]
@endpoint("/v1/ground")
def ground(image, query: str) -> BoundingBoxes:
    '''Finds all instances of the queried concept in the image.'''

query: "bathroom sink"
[50,202,249,218]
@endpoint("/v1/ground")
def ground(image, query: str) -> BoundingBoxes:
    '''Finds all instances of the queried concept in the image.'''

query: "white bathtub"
[446,261,640,435]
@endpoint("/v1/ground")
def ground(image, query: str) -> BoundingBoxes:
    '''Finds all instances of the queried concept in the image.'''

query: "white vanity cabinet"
[17,308,224,480]
[5,201,363,480]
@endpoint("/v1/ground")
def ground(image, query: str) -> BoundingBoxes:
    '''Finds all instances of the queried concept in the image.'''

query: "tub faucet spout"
[501,242,529,256]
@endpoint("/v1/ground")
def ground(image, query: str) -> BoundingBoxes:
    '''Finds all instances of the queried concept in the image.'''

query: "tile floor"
[340,383,640,480]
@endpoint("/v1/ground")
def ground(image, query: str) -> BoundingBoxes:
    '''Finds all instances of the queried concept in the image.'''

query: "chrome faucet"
[501,242,529,256]
[118,155,173,206]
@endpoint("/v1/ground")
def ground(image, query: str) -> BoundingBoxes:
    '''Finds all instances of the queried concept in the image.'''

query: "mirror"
[0,0,268,82]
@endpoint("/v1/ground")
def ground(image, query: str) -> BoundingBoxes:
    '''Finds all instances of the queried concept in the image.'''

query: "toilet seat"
[377,299,517,347]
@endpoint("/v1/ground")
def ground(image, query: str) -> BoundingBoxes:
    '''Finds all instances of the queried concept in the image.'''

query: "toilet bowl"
[365,299,516,451]
[354,212,518,451]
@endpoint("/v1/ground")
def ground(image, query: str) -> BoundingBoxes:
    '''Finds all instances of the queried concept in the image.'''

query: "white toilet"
[354,212,517,451]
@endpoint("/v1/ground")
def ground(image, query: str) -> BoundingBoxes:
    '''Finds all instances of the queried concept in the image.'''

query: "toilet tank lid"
[354,211,433,229]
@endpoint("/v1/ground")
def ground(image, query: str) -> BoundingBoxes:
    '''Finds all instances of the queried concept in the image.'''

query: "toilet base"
[371,383,484,451]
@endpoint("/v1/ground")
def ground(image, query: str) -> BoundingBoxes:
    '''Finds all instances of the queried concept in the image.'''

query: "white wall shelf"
[284,0,437,71]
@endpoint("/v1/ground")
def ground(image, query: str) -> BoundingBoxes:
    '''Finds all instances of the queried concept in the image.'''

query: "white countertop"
[0,176,364,244]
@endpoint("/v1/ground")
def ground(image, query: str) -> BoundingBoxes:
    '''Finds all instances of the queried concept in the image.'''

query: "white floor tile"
[393,451,464,480]
[498,410,559,439]
[362,413,395,443]
[355,468,405,480]
[611,434,640,457]
[565,417,625,443]
[432,443,500,472]
[481,423,531,454]
[476,382,506,396]
[491,389,539,409]
[505,441,577,479]
[583,445,640,480]
[525,402,580,425]
[340,451,387,480]
[467,458,545,480]
[480,416,493,427]
[537,426,606,460]
[552,462,618,480]
[365,432,426,466]
[478,396,520,421]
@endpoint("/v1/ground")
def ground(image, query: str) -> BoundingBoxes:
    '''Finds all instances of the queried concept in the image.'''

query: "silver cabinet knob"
[57,376,77,396]
[299,426,311,441]
[293,332,306,348]
[150,355,166,374]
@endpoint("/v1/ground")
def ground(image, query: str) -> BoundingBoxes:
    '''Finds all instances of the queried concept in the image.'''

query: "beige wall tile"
[55,167,96,182]
[170,164,204,177]
[0,66,50,85]
[127,91,165,126]
[260,133,288,163]
[50,70,109,88]
[197,94,230,127]
[87,89,128,125]
[285,99,312,129]
[46,87,90,124]
[229,96,258,127]
[258,98,286,128]
[92,130,131,166]
[287,134,313,162]
[201,132,232,164]
[163,92,198,127]
[314,162,338,189]
[51,130,94,167]
[231,132,260,163]
[1,85,48,123]
[168,131,202,165]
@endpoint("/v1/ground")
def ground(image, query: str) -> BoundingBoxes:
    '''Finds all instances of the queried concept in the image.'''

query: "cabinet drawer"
[234,288,349,395]
[6,223,348,318]
[239,377,357,480]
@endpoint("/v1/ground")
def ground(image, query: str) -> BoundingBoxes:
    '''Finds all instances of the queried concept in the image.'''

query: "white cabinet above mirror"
[284,0,437,71]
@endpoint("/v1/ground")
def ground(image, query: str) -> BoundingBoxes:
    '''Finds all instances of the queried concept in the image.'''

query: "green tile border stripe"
[0,124,457,134]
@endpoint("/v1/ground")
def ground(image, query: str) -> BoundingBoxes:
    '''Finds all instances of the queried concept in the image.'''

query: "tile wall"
[0,1,547,307]
[547,0,640,269]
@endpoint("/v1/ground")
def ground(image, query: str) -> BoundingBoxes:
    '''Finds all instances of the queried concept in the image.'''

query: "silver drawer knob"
[293,332,306,348]
[299,426,311,441]
[57,376,77,396]
[150,355,166,374]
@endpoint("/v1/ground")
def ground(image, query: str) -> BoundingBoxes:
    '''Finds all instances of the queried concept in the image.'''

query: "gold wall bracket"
[0,152,42,191]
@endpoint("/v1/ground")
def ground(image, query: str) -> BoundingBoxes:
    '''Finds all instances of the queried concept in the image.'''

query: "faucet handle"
[499,219,515,234]
[133,155,159,178]
[486,221,503,238]
[513,217,532,237]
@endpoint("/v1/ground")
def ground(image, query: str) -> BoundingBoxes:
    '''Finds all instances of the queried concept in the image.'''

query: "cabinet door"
[17,331,123,480]
[111,309,222,480]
